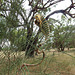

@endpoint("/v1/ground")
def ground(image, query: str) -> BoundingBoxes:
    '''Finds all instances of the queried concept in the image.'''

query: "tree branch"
[0,13,6,17]
[44,0,64,8]
[46,2,75,20]
[46,10,65,20]
[36,0,64,10]
[28,0,65,17]
[0,8,10,11]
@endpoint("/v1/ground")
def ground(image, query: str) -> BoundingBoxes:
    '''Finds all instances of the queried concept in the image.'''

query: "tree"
[52,15,75,51]
[0,16,7,50]
[66,25,75,49]
[0,0,75,56]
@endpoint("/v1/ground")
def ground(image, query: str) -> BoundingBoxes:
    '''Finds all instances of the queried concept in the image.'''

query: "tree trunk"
[60,44,64,51]
[61,47,64,51]
[25,37,38,57]
[25,34,36,57]
[58,47,61,52]
[25,43,35,57]
[25,24,41,57]
[68,47,69,50]
[25,24,34,57]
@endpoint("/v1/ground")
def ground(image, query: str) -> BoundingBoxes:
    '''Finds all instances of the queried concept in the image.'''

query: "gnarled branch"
[46,2,75,20]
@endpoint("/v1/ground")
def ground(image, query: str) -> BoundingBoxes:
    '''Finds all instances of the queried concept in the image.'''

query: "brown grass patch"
[0,48,75,75]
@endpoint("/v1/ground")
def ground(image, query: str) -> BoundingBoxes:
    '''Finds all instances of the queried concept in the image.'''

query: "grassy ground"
[0,48,75,75]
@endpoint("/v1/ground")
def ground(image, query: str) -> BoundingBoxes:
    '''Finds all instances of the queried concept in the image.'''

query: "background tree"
[51,15,75,51]
[0,0,75,57]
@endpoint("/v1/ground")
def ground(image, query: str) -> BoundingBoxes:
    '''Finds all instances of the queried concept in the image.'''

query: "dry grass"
[0,48,75,75]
